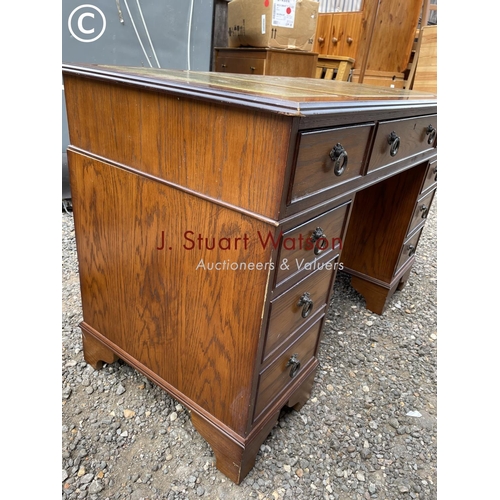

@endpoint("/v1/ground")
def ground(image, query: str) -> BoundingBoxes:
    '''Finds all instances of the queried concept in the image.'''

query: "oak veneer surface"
[69,150,275,435]
[341,162,428,283]
[63,75,292,220]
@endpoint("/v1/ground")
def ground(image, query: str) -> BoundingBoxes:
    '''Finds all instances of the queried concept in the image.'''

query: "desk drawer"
[275,201,350,288]
[367,115,437,173]
[255,317,322,420]
[421,159,437,195]
[395,228,423,275]
[407,189,435,236]
[290,123,373,202]
[215,57,265,75]
[264,260,335,362]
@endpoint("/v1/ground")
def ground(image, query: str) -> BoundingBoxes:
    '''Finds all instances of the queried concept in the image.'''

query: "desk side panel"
[69,150,275,435]
[63,75,292,220]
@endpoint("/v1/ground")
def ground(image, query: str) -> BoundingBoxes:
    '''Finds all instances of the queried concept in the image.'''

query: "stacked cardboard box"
[228,0,319,51]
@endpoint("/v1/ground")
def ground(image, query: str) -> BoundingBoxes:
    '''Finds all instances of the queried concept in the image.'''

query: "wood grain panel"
[367,115,437,173]
[68,150,276,434]
[292,123,374,201]
[341,163,427,283]
[354,0,422,74]
[64,75,292,220]
[265,50,317,78]
[365,0,421,73]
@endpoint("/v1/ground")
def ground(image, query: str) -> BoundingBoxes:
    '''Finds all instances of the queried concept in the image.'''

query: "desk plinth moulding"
[62,65,437,484]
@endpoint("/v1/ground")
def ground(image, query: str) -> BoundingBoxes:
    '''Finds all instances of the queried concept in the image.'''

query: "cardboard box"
[228,0,319,51]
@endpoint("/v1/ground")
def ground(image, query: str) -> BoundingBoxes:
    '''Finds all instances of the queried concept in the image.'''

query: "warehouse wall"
[62,0,215,199]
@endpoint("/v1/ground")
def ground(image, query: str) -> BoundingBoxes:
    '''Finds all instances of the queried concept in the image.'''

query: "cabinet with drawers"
[214,47,318,78]
[62,65,437,484]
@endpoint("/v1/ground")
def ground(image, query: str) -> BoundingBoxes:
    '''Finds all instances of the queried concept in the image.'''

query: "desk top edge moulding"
[62,64,437,484]
[62,63,437,117]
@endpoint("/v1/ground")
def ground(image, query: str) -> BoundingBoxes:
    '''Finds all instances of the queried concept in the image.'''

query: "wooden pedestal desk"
[62,64,437,484]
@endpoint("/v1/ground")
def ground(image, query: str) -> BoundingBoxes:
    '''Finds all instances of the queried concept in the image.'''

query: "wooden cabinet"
[214,47,318,77]
[313,0,424,85]
[62,64,437,484]
[314,11,363,59]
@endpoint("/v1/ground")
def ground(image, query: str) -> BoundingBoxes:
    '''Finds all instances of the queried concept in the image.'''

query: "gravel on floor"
[62,197,437,500]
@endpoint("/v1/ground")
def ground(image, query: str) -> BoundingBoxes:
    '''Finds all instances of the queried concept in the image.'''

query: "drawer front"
[274,201,350,288]
[290,123,374,202]
[255,317,322,419]
[407,189,435,236]
[264,259,336,362]
[367,115,437,173]
[421,159,437,194]
[216,57,265,75]
[395,228,423,275]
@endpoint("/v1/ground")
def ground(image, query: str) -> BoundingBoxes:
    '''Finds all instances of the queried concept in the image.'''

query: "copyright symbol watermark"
[68,4,106,43]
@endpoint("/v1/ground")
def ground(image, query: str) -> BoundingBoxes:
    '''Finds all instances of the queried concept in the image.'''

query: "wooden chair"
[315,55,355,81]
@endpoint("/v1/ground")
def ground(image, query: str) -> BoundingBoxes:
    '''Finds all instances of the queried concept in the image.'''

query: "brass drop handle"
[388,131,401,157]
[286,353,301,378]
[310,227,328,255]
[329,143,348,176]
[298,292,314,318]
[426,124,437,144]
[332,37,338,44]
[347,36,353,44]
[420,205,429,219]
[408,244,416,257]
